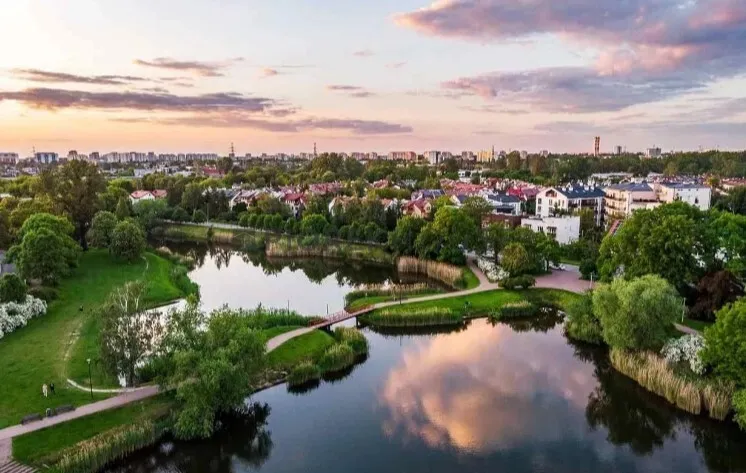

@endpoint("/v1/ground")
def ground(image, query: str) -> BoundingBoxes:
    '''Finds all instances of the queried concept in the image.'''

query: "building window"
[538,198,542,205]
[547,227,557,235]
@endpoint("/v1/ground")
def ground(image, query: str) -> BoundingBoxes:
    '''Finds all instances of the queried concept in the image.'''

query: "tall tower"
[229,142,235,159]
[594,136,600,156]
[313,142,317,158]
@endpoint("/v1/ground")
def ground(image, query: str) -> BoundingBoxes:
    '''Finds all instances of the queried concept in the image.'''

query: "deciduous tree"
[89,211,118,249]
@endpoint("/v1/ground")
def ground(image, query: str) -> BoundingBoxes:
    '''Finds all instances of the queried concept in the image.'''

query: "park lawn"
[345,289,443,312]
[461,266,481,289]
[0,251,186,428]
[680,318,711,333]
[67,253,187,388]
[261,325,304,341]
[12,395,172,467]
[267,330,336,370]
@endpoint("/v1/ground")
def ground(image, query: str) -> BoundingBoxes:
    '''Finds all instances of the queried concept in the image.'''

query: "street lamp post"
[86,358,93,399]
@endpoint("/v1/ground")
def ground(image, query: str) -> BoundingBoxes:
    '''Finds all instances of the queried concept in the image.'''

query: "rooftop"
[555,185,606,199]
[605,182,653,192]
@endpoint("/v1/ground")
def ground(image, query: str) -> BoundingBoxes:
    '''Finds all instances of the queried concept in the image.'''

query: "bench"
[54,404,75,415]
[20,413,42,425]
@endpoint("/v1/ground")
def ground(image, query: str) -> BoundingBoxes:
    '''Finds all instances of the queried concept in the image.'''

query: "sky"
[1,0,745,155]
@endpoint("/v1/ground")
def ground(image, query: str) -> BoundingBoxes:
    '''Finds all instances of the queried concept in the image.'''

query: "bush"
[661,334,705,375]
[734,390,746,430]
[334,327,368,356]
[702,299,746,387]
[318,343,355,374]
[501,242,532,276]
[287,362,322,387]
[171,206,190,222]
[0,295,47,340]
[192,209,206,223]
[170,266,199,297]
[238,213,251,228]
[593,275,681,350]
[490,301,538,320]
[110,220,146,262]
[499,275,536,290]
[579,258,597,280]
[89,211,118,249]
[565,292,602,344]
[27,286,58,302]
[0,273,26,303]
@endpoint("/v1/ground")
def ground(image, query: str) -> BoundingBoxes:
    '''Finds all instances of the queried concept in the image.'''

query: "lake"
[103,308,746,472]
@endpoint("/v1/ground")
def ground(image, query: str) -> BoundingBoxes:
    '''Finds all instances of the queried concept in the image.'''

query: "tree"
[592,275,681,350]
[257,196,288,217]
[38,160,106,249]
[485,223,510,263]
[158,305,265,439]
[89,211,118,249]
[300,214,328,235]
[717,187,746,215]
[461,197,493,227]
[99,282,163,387]
[115,196,131,220]
[702,299,746,387]
[192,209,206,223]
[110,220,146,262]
[17,213,74,241]
[501,242,532,276]
[217,156,234,174]
[415,207,481,265]
[99,186,130,214]
[171,206,190,222]
[0,209,11,249]
[0,274,26,303]
[689,270,744,321]
[710,211,746,276]
[387,216,426,256]
[181,184,203,213]
[565,292,602,344]
[133,199,168,236]
[11,227,80,285]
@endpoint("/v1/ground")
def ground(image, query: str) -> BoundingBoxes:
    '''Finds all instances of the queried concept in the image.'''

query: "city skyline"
[1,0,745,154]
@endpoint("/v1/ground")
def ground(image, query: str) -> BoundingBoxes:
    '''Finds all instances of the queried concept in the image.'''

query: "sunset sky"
[1,0,745,155]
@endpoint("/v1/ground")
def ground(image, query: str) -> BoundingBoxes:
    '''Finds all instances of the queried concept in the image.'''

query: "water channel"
[105,244,746,473]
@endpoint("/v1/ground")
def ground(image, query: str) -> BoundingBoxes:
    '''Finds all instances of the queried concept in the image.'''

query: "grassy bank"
[0,250,190,428]
[12,396,171,468]
[267,330,337,370]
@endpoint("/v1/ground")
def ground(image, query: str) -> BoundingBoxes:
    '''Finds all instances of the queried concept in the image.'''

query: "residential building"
[402,199,432,218]
[522,216,580,245]
[308,182,342,195]
[482,192,522,215]
[461,151,476,161]
[0,153,18,165]
[152,189,168,199]
[656,182,711,211]
[476,149,494,163]
[412,189,445,200]
[722,179,746,191]
[603,183,659,220]
[282,192,307,217]
[130,190,155,203]
[424,150,452,165]
[35,152,58,164]
[387,151,417,161]
[536,184,605,226]
[645,147,662,159]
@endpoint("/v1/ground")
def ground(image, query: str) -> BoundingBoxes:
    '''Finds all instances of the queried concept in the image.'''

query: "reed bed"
[397,257,464,288]
[334,327,369,356]
[54,420,166,473]
[287,361,322,387]
[366,307,463,328]
[231,307,313,329]
[344,283,433,306]
[610,348,733,419]
[489,301,539,320]
[266,239,394,264]
[318,343,356,374]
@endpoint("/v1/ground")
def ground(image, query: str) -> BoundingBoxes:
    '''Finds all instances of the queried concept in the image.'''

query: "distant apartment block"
[522,216,580,245]
[645,147,662,159]
[424,151,452,165]
[519,150,528,160]
[461,151,476,161]
[35,152,58,164]
[387,151,417,161]
[536,184,605,226]
[0,153,18,165]
[476,149,494,163]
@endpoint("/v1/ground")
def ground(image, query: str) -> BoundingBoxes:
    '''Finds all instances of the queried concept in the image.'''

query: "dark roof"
[661,182,708,190]
[555,185,606,199]
[605,183,653,192]
[485,193,521,204]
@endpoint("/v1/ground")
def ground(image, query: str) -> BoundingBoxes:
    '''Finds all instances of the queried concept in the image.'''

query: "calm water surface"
[105,316,746,473]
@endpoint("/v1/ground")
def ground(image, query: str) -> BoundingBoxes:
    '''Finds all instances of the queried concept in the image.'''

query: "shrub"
[242,235,266,252]
[88,211,118,249]
[318,343,355,374]
[661,334,705,375]
[593,275,681,350]
[701,299,746,387]
[334,327,368,355]
[0,273,26,303]
[192,209,206,223]
[499,275,536,290]
[564,292,602,344]
[490,301,538,320]
[0,295,47,340]
[110,220,146,262]
[27,286,58,302]
[734,389,746,430]
[287,362,322,387]
[501,242,532,276]
[170,266,199,297]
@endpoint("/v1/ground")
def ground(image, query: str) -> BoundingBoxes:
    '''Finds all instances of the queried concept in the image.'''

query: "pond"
[104,316,746,473]
[160,242,431,315]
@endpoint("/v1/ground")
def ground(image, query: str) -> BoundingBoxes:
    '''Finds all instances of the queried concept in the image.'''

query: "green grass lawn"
[261,325,304,341]
[0,250,186,428]
[12,395,172,466]
[345,289,443,311]
[461,266,481,289]
[267,330,336,370]
[680,318,712,333]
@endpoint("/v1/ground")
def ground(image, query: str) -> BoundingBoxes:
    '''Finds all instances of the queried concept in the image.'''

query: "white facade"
[35,152,58,164]
[522,216,580,245]
[645,147,662,158]
[0,153,18,164]
[536,185,605,226]
[656,183,711,211]
[604,183,659,220]
[424,150,452,165]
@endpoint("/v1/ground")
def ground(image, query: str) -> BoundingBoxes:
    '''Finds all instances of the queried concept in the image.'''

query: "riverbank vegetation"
[489,301,539,320]
[366,307,463,327]
[344,283,441,309]
[396,257,465,288]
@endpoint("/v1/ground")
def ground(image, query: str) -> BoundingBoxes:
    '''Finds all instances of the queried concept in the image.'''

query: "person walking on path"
[42,383,48,398]
[50,383,55,395]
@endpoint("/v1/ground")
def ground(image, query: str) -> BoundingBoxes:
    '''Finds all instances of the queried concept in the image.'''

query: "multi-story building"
[424,151,452,165]
[387,151,417,161]
[519,150,528,160]
[0,153,18,165]
[461,151,476,161]
[536,184,605,226]
[476,149,494,163]
[522,216,580,245]
[656,182,711,211]
[645,147,662,159]
[35,152,58,164]
[603,183,660,220]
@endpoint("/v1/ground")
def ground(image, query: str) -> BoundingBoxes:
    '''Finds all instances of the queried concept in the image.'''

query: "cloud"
[260,68,280,78]
[397,0,746,112]
[0,87,278,113]
[387,62,408,69]
[12,69,147,86]
[138,87,170,94]
[133,57,235,77]
[352,49,374,57]
[326,84,377,98]
[460,105,529,115]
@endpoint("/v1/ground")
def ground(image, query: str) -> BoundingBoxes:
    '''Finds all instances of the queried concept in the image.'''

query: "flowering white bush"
[661,334,705,375]
[0,295,47,340]
[477,257,509,283]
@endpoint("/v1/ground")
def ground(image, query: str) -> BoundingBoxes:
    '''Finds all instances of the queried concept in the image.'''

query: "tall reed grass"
[287,361,322,387]
[318,343,356,374]
[610,348,733,419]
[334,327,369,355]
[344,283,434,306]
[54,420,167,473]
[366,307,463,328]
[489,301,538,320]
[221,306,313,329]
[397,257,464,288]
[267,239,394,264]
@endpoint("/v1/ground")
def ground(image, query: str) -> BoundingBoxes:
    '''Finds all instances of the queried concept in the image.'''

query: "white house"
[603,182,660,220]
[521,216,580,245]
[130,190,155,203]
[656,183,711,211]
[536,185,605,226]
